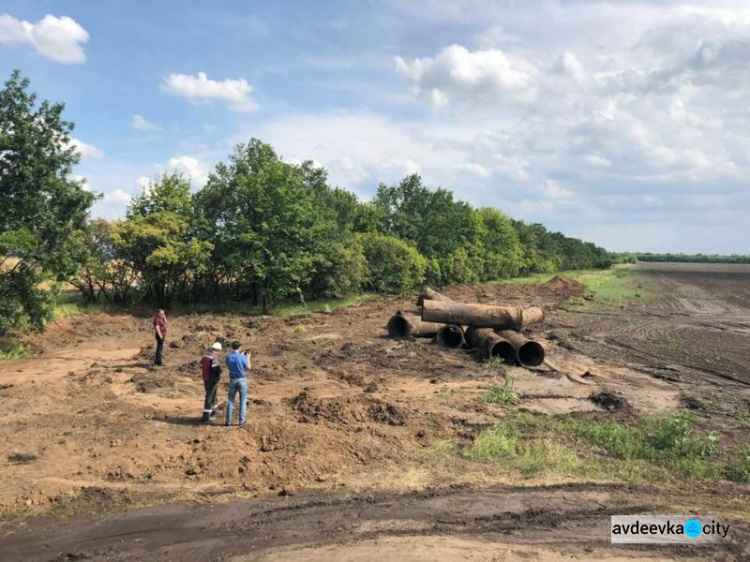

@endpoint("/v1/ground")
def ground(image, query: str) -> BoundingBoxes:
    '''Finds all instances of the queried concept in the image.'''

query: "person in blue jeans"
[225,340,251,426]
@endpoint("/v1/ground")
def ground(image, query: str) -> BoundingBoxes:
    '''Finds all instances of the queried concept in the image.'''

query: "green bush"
[358,233,427,293]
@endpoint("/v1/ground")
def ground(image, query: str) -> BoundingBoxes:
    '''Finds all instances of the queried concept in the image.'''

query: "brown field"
[1,263,749,561]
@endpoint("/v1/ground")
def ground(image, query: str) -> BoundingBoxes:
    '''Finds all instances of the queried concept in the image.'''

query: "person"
[225,340,251,426]
[200,342,223,422]
[153,309,167,366]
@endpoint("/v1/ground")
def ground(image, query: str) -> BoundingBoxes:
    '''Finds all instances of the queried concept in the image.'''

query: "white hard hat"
[211,342,223,351]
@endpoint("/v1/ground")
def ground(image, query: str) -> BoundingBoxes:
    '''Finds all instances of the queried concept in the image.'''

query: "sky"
[1,0,749,253]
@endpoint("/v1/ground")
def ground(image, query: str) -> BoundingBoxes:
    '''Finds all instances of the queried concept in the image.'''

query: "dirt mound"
[540,275,586,297]
[288,391,406,426]
[588,391,630,412]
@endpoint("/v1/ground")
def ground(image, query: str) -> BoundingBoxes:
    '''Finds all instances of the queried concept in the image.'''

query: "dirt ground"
[1,263,749,561]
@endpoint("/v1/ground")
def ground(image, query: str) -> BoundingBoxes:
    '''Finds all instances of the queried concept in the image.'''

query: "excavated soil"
[1,265,750,561]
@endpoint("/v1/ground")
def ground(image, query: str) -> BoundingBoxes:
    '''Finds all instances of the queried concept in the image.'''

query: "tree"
[111,174,212,307]
[195,140,327,311]
[374,174,484,284]
[0,70,97,332]
[359,233,427,293]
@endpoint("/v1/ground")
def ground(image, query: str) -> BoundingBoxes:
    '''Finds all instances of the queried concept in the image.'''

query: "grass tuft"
[480,375,518,405]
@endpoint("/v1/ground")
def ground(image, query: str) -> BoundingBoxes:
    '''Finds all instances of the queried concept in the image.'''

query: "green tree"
[476,208,523,279]
[375,174,484,283]
[112,174,212,306]
[195,140,326,310]
[359,233,427,293]
[0,70,96,332]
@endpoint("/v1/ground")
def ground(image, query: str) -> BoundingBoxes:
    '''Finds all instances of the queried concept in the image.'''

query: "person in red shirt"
[200,342,223,421]
[153,309,167,366]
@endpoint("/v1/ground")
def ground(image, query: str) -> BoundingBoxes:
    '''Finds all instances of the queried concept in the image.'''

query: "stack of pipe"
[385,286,547,367]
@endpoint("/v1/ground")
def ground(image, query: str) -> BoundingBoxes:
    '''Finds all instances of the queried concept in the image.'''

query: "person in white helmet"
[200,342,223,422]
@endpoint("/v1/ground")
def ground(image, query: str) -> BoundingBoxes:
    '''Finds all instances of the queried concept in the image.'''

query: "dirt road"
[1,263,749,560]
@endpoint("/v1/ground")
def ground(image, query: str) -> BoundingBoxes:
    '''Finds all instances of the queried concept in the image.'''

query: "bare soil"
[1,263,749,561]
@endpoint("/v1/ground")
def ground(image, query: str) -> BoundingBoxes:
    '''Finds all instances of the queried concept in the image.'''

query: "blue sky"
[2,1,749,253]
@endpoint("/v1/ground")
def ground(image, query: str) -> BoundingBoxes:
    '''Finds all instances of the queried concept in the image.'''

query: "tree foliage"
[0,70,613,320]
[0,70,96,332]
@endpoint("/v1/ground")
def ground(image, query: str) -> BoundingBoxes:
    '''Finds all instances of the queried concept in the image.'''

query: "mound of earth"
[287,391,406,426]
[540,275,586,297]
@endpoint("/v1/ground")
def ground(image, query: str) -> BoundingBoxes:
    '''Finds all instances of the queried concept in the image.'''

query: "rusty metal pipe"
[421,300,545,330]
[416,286,453,307]
[436,325,466,349]
[465,327,516,364]
[497,330,545,367]
[387,311,441,339]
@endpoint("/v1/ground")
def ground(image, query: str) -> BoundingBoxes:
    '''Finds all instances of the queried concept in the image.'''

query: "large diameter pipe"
[465,327,516,364]
[497,330,545,367]
[387,312,441,339]
[421,300,545,331]
[416,286,453,307]
[436,325,466,349]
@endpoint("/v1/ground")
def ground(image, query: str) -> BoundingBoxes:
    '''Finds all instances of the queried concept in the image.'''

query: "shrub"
[358,233,427,293]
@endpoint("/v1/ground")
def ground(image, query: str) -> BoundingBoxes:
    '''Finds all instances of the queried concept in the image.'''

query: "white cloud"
[167,156,209,188]
[395,44,538,108]
[70,137,103,159]
[541,179,572,199]
[0,14,88,63]
[130,115,162,132]
[161,71,258,113]
[460,162,490,178]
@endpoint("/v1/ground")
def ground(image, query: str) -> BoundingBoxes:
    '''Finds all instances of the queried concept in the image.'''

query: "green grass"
[499,265,646,303]
[425,386,454,400]
[172,294,371,317]
[0,340,33,360]
[430,410,746,483]
[479,376,518,405]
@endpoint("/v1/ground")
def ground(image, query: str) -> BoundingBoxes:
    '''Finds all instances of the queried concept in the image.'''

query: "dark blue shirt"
[226,350,250,378]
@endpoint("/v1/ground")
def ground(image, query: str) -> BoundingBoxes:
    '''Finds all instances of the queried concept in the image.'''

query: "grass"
[425,386,454,400]
[430,410,747,483]
[0,341,33,360]
[572,412,721,479]
[500,265,646,303]
[479,376,518,405]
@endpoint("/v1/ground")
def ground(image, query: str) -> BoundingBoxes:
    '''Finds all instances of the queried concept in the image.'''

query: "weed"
[722,449,750,483]
[0,342,33,360]
[484,356,511,369]
[480,375,517,405]
[429,440,456,455]
[8,452,38,464]
[294,324,307,334]
[464,424,588,477]
[573,412,719,479]
[426,386,453,400]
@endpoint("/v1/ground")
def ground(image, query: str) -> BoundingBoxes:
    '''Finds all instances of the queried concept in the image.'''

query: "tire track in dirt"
[3,483,747,561]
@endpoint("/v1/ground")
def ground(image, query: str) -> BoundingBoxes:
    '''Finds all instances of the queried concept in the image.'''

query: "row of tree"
[1,70,613,334]
[637,253,750,264]
[72,142,613,311]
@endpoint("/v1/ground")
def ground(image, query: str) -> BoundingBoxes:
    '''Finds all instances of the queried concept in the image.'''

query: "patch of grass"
[722,449,750,483]
[484,356,511,369]
[426,386,453,400]
[480,375,518,405]
[294,324,308,334]
[572,412,720,479]
[0,341,33,360]
[429,439,456,455]
[464,424,590,477]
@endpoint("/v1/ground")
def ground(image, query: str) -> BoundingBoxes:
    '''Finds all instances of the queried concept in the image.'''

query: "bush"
[358,233,427,293]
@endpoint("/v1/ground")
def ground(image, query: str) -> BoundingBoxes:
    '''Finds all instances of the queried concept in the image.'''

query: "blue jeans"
[226,377,248,425]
